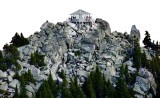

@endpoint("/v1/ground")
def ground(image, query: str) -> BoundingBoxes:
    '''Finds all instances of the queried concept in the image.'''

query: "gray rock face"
[2,19,156,97]
[9,79,20,88]
[95,18,111,33]
[26,85,35,94]
[0,70,7,78]
[133,68,157,96]
[130,25,140,41]
[0,82,8,91]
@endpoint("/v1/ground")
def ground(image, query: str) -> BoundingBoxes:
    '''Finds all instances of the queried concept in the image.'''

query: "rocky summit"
[0,18,158,98]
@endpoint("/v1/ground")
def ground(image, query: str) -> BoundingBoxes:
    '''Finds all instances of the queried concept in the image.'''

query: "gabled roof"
[70,9,91,15]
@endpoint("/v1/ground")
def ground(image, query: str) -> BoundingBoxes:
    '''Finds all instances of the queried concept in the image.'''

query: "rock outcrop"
[0,19,157,98]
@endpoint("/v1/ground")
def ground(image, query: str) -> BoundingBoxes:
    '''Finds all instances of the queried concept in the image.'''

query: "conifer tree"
[27,70,36,84]
[143,30,151,48]
[82,76,96,98]
[30,53,36,66]
[93,66,103,98]
[116,76,131,98]
[0,50,7,71]
[141,52,150,69]
[124,65,131,84]
[116,66,131,98]
[133,39,141,70]
[61,74,73,98]
[48,72,57,98]
[70,77,86,98]
[20,74,28,98]
[13,85,19,98]
[106,80,116,98]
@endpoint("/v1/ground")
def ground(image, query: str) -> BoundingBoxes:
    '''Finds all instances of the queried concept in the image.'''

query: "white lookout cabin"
[69,9,92,25]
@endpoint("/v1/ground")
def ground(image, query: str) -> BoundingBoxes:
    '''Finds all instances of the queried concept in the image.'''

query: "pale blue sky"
[0,0,160,49]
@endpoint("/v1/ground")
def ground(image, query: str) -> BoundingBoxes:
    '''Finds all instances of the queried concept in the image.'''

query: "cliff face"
[0,19,157,98]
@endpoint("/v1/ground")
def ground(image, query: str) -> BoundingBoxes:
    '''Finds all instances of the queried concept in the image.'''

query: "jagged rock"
[104,65,116,79]
[133,84,145,95]
[77,70,89,78]
[123,60,133,66]
[130,25,140,41]
[29,65,40,79]
[81,43,95,53]
[83,53,92,61]
[29,83,38,91]
[7,70,16,77]
[134,94,144,98]
[0,70,7,78]
[26,85,35,94]
[9,79,20,88]
[136,76,150,92]
[95,18,111,32]
[8,75,13,82]
[138,68,157,95]
[27,91,33,98]
[128,66,136,73]
[3,19,156,97]
[0,82,8,91]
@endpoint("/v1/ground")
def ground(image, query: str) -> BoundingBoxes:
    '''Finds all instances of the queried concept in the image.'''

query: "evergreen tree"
[3,44,20,66]
[27,70,36,84]
[120,65,124,77]
[105,79,116,98]
[82,76,96,98]
[20,74,28,98]
[141,52,150,69]
[10,32,29,47]
[0,51,7,71]
[13,85,19,98]
[93,66,103,98]
[116,76,131,98]
[10,32,21,47]
[70,77,86,98]
[48,72,57,98]
[30,53,36,66]
[133,39,141,70]
[143,30,151,48]
[124,65,131,84]
[61,74,73,98]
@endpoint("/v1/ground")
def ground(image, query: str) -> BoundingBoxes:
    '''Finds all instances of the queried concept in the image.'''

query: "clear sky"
[0,0,160,49]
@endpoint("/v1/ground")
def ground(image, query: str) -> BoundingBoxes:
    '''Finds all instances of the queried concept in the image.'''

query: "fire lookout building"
[69,9,92,25]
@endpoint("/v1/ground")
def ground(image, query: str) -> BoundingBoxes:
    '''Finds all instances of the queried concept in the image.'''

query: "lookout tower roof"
[70,9,91,15]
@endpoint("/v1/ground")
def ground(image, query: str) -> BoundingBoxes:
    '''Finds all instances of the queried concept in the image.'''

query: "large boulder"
[138,68,157,95]
[0,70,7,78]
[95,18,111,34]
[26,85,35,94]
[9,79,20,88]
[0,82,8,91]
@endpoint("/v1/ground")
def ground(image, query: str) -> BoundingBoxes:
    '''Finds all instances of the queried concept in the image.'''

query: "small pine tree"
[82,76,96,98]
[30,53,36,66]
[133,39,142,70]
[0,51,7,71]
[106,80,116,98]
[20,75,28,98]
[48,72,57,98]
[13,85,19,98]
[124,65,131,84]
[70,76,86,98]
[116,76,131,98]
[61,75,73,98]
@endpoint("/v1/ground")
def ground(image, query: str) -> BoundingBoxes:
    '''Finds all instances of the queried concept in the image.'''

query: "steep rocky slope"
[0,19,157,98]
